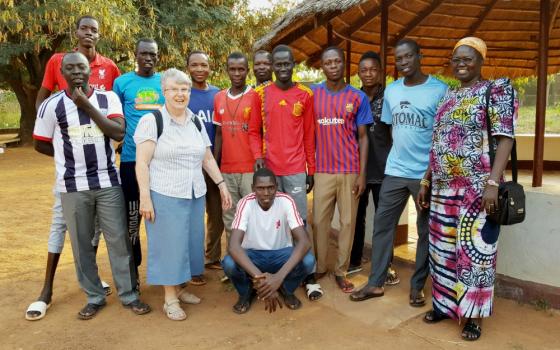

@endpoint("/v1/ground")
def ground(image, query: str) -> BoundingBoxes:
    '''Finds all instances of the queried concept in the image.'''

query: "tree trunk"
[8,77,38,146]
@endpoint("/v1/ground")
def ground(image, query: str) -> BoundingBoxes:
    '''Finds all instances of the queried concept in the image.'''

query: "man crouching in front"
[222,167,315,314]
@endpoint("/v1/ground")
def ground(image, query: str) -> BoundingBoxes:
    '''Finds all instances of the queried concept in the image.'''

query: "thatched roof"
[254,0,560,78]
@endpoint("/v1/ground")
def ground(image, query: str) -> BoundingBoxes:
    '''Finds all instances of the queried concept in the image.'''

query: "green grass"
[0,90,559,134]
[0,91,20,129]
[517,105,560,134]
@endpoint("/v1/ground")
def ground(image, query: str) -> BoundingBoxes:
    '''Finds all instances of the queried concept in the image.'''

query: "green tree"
[0,0,147,144]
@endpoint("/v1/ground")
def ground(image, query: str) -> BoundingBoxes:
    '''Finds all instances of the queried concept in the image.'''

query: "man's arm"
[213,125,222,164]
[302,93,316,177]
[228,228,262,279]
[35,87,52,111]
[353,125,368,198]
[248,91,264,170]
[33,139,54,157]
[256,226,310,299]
[72,87,125,141]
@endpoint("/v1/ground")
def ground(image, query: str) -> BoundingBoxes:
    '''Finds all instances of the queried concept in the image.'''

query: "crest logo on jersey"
[279,99,287,106]
[243,106,251,120]
[275,220,281,229]
[292,101,303,117]
[219,108,225,115]
[99,69,105,79]
[345,103,354,113]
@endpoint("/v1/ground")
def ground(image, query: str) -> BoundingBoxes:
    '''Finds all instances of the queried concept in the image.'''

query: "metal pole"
[346,40,351,84]
[533,0,549,187]
[380,0,388,88]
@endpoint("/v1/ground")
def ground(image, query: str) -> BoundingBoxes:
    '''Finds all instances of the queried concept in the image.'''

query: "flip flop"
[305,283,324,301]
[335,276,354,293]
[349,287,384,302]
[409,289,426,307]
[281,293,302,310]
[78,303,106,320]
[205,262,223,270]
[190,276,207,286]
[25,301,51,321]
[423,309,450,324]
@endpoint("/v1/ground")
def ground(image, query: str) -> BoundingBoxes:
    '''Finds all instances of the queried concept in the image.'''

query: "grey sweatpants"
[61,186,138,305]
[367,175,429,290]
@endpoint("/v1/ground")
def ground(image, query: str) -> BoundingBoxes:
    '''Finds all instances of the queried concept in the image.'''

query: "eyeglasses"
[451,57,474,65]
[165,88,191,94]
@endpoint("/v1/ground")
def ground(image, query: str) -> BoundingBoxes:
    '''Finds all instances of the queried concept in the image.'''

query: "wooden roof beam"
[464,0,499,37]
[550,0,560,35]
[389,0,445,46]
[270,10,343,49]
[306,0,399,66]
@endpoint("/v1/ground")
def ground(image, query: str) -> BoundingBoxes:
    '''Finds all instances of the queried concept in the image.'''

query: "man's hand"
[263,291,283,313]
[71,87,91,109]
[352,174,366,199]
[254,272,283,300]
[306,174,314,193]
[254,158,265,171]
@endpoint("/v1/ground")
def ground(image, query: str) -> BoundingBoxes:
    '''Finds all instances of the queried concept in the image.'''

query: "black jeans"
[349,183,381,267]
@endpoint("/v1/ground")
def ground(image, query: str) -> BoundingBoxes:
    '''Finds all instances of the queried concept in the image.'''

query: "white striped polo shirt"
[133,106,212,199]
[33,89,124,193]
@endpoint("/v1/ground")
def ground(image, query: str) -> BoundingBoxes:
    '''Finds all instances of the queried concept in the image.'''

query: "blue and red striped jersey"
[312,83,373,174]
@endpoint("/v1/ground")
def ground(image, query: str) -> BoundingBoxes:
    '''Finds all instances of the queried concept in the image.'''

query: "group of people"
[26,15,517,342]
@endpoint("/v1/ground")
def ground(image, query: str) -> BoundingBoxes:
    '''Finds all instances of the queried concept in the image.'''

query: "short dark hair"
[187,50,209,65]
[227,52,248,68]
[359,51,381,66]
[271,45,294,61]
[321,46,345,63]
[136,38,157,52]
[62,51,88,65]
[253,50,272,62]
[76,15,98,29]
[253,167,277,185]
[395,38,420,54]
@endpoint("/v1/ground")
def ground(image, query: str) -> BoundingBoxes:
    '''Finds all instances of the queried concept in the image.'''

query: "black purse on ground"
[485,83,526,225]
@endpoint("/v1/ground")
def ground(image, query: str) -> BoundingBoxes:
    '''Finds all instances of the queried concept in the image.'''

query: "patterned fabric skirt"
[429,187,501,319]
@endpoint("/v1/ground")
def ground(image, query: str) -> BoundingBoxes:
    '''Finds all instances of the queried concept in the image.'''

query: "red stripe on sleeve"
[32,134,53,142]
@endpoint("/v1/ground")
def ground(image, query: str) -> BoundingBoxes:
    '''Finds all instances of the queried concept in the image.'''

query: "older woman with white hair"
[134,68,232,321]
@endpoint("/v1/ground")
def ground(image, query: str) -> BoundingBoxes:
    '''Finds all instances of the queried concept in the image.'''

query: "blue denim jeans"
[222,247,315,297]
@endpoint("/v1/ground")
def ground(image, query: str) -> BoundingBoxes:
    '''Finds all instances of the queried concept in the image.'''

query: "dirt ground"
[1,147,559,350]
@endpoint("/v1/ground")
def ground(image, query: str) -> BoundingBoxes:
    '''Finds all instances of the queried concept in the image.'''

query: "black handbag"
[485,83,526,225]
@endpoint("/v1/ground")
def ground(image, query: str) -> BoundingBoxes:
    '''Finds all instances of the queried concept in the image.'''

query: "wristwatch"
[487,179,499,187]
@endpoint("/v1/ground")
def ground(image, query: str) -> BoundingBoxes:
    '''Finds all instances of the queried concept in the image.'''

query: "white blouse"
[134,106,211,199]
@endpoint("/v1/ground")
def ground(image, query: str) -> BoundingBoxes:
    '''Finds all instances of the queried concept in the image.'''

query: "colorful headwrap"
[453,37,487,59]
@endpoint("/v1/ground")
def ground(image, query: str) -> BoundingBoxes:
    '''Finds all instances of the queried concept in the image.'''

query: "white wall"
[497,190,560,287]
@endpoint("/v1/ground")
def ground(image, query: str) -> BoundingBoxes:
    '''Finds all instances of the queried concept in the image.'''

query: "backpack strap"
[192,115,202,132]
[153,109,163,140]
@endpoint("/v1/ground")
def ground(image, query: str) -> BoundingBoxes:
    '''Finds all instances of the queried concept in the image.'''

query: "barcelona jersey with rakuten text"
[249,82,315,176]
[312,83,372,174]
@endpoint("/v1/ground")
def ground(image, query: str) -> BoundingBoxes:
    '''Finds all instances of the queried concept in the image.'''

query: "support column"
[327,22,333,46]
[346,40,351,84]
[533,0,550,187]
[380,0,389,88]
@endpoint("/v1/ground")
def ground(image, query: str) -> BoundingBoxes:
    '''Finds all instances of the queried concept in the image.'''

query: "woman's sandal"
[163,299,187,321]
[462,319,482,341]
[190,275,207,286]
[423,309,450,324]
[177,288,201,305]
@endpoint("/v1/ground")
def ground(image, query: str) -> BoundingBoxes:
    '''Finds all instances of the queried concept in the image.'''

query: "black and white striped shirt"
[33,89,124,193]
